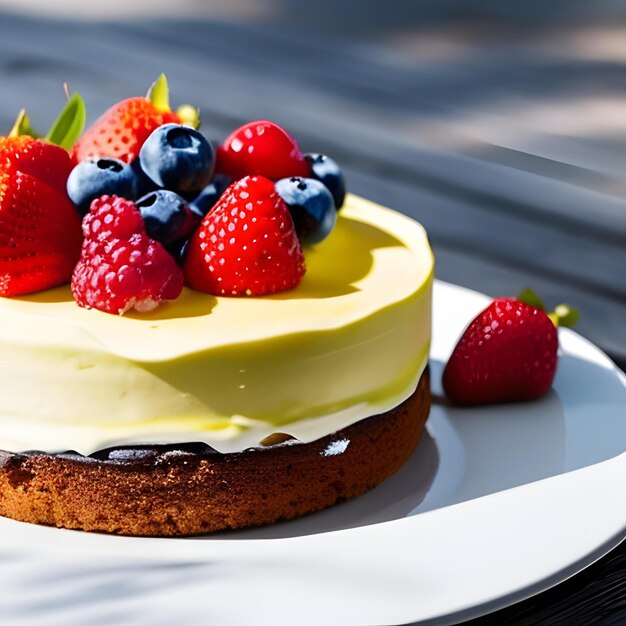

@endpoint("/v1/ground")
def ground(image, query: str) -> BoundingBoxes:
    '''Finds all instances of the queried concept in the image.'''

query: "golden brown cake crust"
[0,370,430,536]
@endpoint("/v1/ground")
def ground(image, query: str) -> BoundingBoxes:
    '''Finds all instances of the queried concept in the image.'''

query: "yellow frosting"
[0,195,433,454]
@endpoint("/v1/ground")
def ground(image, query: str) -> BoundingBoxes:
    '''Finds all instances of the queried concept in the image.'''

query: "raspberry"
[184,176,305,296]
[81,194,144,242]
[71,196,183,315]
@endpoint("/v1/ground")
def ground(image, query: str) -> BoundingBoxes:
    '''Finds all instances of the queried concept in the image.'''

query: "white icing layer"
[0,195,433,454]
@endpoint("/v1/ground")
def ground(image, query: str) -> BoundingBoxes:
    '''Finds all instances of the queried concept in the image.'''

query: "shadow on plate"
[417,353,626,514]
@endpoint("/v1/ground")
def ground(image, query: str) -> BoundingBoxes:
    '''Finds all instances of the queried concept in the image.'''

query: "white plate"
[1,280,625,626]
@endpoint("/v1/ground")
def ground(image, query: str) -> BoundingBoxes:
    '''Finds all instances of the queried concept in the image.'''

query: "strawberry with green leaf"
[0,93,86,296]
[70,74,199,165]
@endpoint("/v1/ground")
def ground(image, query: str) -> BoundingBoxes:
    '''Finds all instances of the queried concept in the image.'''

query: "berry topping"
[304,153,346,210]
[136,190,199,249]
[0,169,82,296]
[71,196,183,315]
[184,175,305,296]
[67,157,138,216]
[8,89,86,155]
[189,173,233,218]
[275,176,336,244]
[70,75,183,165]
[216,120,310,181]
[442,291,577,405]
[0,135,73,196]
[130,158,160,197]
[139,124,214,196]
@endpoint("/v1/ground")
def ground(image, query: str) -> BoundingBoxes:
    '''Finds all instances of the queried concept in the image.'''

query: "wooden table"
[0,3,625,623]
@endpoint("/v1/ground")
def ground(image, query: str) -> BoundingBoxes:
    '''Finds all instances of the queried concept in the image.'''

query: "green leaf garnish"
[45,92,86,150]
[8,109,40,138]
[147,73,170,112]
[517,287,546,311]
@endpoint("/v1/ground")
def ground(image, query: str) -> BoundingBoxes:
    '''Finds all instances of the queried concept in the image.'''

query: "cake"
[0,195,432,535]
[0,81,433,535]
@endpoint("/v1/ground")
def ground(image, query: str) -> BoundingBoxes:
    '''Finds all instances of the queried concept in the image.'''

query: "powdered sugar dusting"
[321,438,350,457]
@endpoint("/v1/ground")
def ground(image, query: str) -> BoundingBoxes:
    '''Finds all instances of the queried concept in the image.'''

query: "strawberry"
[71,196,184,315]
[216,120,311,181]
[184,175,305,296]
[0,93,87,296]
[0,166,82,297]
[0,135,73,196]
[70,75,194,165]
[442,291,578,405]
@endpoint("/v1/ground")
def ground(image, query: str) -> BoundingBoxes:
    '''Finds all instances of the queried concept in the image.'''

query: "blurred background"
[0,0,625,368]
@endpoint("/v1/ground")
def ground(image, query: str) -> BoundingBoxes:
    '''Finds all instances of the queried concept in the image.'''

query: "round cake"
[0,195,433,535]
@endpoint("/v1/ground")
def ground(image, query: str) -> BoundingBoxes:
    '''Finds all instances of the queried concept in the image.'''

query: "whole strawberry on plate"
[442,288,579,405]
[71,74,198,165]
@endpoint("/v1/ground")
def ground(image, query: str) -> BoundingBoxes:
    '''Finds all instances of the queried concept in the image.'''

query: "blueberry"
[190,174,233,218]
[139,124,215,197]
[176,238,190,267]
[67,158,138,216]
[304,153,346,210]
[130,158,159,197]
[136,190,200,250]
[275,177,336,244]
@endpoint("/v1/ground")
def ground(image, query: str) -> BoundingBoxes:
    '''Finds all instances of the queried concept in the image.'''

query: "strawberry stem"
[551,304,580,328]
[518,287,579,328]
[147,73,170,112]
[45,91,86,150]
[176,104,201,129]
[8,109,40,138]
